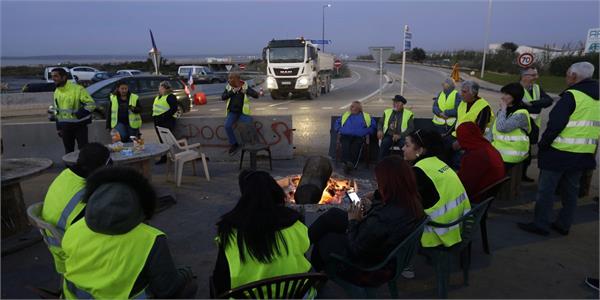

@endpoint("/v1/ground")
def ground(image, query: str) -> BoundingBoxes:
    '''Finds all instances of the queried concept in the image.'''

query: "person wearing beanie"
[487,82,531,170]
[432,78,462,136]
[41,142,111,274]
[61,167,198,299]
[377,95,414,160]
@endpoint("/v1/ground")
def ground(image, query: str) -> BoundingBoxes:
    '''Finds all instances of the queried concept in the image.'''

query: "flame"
[278,175,356,205]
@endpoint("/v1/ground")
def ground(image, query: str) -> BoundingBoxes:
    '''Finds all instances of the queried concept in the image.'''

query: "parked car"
[116,69,143,76]
[44,66,77,83]
[70,66,100,81]
[22,82,56,93]
[91,71,119,83]
[177,65,226,83]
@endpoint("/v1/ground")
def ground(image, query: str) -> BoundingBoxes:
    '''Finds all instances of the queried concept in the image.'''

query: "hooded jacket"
[457,122,506,203]
[538,79,599,171]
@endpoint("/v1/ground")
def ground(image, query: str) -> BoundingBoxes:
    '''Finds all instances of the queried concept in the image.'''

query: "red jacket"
[457,122,505,203]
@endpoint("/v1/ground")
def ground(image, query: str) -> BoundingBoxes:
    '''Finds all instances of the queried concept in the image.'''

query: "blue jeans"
[225,112,252,145]
[533,169,582,231]
[115,122,140,143]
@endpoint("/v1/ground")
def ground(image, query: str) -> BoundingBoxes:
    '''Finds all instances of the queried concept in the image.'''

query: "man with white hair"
[432,78,462,135]
[518,61,599,236]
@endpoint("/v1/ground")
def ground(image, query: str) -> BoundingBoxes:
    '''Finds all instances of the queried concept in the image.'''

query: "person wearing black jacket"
[518,62,599,236]
[222,72,259,155]
[106,82,143,142]
[153,81,178,164]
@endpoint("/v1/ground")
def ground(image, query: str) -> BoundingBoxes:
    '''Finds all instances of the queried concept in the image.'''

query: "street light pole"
[480,0,493,78]
[322,4,331,52]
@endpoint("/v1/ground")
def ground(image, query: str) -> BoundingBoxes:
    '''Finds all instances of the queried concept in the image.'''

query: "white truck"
[263,38,334,100]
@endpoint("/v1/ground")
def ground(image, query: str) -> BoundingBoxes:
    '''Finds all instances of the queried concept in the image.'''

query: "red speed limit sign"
[517,53,535,68]
[334,60,342,69]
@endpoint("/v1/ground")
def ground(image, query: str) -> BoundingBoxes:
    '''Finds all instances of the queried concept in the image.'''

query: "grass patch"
[473,71,567,94]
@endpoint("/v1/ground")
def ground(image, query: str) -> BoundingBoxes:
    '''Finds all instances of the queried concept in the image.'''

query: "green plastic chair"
[421,197,493,298]
[324,217,429,298]
[210,272,328,299]
[473,177,510,254]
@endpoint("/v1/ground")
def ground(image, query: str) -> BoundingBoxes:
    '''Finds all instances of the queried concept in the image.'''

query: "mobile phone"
[346,191,361,205]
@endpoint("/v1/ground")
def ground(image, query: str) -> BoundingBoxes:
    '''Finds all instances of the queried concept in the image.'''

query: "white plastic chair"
[27,202,64,249]
[156,126,210,187]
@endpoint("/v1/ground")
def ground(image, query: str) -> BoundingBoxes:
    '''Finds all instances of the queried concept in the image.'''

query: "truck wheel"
[271,91,285,100]
[307,81,318,100]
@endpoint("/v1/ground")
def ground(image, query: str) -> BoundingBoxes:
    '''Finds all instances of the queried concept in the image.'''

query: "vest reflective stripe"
[432,90,458,126]
[65,279,148,300]
[54,81,96,122]
[341,111,372,128]
[152,94,172,117]
[43,235,62,247]
[452,98,494,137]
[492,109,531,163]
[523,84,542,127]
[110,94,142,129]
[383,109,412,134]
[550,89,600,154]
[56,189,85,231]
[416,157,471,248]
[225,82,252,115]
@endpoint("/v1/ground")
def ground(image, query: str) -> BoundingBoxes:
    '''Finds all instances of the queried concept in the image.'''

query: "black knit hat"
[393,95,407,104]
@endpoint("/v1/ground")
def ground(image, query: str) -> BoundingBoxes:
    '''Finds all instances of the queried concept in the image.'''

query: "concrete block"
[0,92,53,117]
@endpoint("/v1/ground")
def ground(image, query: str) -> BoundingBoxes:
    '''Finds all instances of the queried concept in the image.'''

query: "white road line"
[338,78,392,110]
[300,107,310,110]
[268,100,293,107]
[331,70,361,91]
[322,107,333,109]
[255,107,266,111]
[277,107,288,110]
[209,108,221,112]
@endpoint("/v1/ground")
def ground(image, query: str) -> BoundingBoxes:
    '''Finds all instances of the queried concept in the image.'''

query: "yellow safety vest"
[416,157,471,248]
[432,90,458,126]
[523,84,542,128]
[110,93,142,129]
[53,81,96,123]
[63,219,164,299]
[41,168,86,274]
[152,93,177,118]
[492,109,531,163]
[218,220,311,290]
[550,89,600,154]
[225,82,251,116]
[383,108,413,134]
[452,98,494,137]
[341,111,372,128]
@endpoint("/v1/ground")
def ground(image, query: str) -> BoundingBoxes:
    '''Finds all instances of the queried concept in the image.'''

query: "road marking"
[209,108,221,112]
[300,107,310,110]
[322,107,333,109]
[255,107,266,111]
[277,107,288,110]
[331,70,361,91]
[269,100,293,107]
[338,76,392,109]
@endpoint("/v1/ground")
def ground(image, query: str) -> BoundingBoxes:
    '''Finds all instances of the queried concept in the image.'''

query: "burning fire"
[278,175,357,205]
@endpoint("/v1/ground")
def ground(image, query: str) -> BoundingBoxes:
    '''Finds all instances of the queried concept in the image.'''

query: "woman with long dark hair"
[212,170,310,294]
[308,156,424,285]
[106,81,142,142]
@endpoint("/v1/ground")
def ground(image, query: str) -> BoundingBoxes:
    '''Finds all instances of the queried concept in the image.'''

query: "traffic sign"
[225,65,233,71]
[585,28,600,54]
[239,64,246,71]
[404,40,412,51]
[517,53,535,68]
[334,60,342,69]
[310,40,331,45]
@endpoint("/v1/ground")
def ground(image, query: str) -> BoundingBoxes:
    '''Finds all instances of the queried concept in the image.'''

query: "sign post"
[400,25,411,96]
[369,46,395,101]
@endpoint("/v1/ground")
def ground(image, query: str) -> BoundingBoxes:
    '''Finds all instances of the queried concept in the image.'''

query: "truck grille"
[273,68,299,76]
[275,78,297,90]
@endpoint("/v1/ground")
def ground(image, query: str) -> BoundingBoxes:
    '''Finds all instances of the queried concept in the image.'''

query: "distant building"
[488,43,580,63]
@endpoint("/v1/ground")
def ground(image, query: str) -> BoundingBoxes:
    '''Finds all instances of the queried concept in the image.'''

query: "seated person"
[62,167,197,299]
[309,156,424,286]
[334,101,376,174]
[41,142,110,274]
[402,129,471,248]
[456,122,505,203]
[377,95,414,161]
[212,170,311,295]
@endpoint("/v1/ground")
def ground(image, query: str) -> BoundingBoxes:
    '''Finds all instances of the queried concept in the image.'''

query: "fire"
[277,175,356,205]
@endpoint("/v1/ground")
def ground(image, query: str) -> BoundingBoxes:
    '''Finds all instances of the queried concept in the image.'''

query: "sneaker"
[228,143,240,156]
[522,175,535,183]
[401,266,415,279]
[517,222,549,236]
[551,222,569,236]
[585,277,599,291]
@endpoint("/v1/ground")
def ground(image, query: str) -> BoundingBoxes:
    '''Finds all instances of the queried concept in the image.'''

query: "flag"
[187,68,195,90]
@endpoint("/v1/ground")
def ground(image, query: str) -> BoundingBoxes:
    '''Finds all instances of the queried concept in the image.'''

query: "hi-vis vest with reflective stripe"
[152,94,176,118]
[53,81,96,123]
[383,108,413,134]
[416,157,471,248]
[225,82,251,115]
[550,89,600,154]
[219,220,311,290]
[110,94,142,129]
[341,111,372,128]
[452,98,494,137]
[63,219,164,299]
[492,109,531,163]
[41,168,86,274]
[523,84,542,127]
[432,90,458,126]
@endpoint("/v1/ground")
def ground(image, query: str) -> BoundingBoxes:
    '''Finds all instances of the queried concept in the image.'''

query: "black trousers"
[61,123,88,154]
[340,135,364,165]
[308,208,349,271]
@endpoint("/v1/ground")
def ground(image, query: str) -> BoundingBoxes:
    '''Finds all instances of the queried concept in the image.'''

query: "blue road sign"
[404,32,412,39]
[310,40,332,45]
[404,41,412,51]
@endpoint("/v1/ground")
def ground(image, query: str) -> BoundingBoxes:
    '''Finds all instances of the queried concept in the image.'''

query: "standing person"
[334,101,376,174]
[106,82,142,143]
[489,83,532,169]
[222,71,259,155]
[377,95,414,160]
[62,167,198,299]
[51,68,96,154]
[518,62,599,236]
[519,67,554,182]
[432,78,461,136]
[153,81,178,164]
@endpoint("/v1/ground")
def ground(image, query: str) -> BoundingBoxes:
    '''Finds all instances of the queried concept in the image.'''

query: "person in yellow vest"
[487,83,531,169]
[402,129,471,248]
[51,68,96,154]
[519,67,554,182]
[41,143,110,274]
[518,62,599,236]
[335,101,376,174]
[222,71,259,155]
[377,95,414,161]
[212,170,311,295]
[106,81,142,143]
[432,78,462,136]
[62,167,198,299]
[153,81,178,164]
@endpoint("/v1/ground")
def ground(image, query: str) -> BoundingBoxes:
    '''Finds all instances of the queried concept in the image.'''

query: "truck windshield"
[269,47,305,63]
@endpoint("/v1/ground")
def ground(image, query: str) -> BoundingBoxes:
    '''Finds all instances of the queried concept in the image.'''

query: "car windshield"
[131,71,141,75]
[269,47,305,63]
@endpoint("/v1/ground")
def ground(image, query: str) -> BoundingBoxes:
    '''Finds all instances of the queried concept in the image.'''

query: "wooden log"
[1,182,30,238]
[295,156,333,204]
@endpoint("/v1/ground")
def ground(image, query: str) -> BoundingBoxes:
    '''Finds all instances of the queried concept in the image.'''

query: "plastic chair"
[335,134,370,169]
[473,176,510,254]
[26,202,64,249]
[156,126,210,187]
[324,217,429,298]
[210,272,328,299]
[237,122,272,170]
[421,197,493,299]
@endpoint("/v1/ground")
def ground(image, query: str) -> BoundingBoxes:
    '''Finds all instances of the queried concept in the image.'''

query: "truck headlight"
[267,77,277,89]
[296,76,309,88]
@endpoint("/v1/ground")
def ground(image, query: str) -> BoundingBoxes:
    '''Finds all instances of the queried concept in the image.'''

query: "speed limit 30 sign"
[517,53,535,68]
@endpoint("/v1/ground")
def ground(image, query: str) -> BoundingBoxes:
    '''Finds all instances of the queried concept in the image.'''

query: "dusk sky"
[1,0,598,57]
